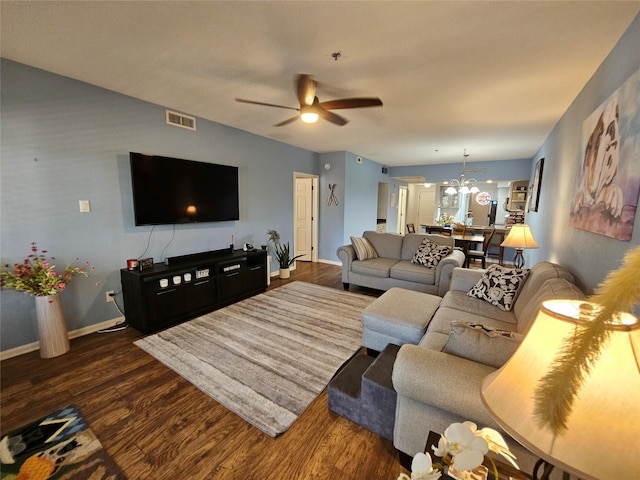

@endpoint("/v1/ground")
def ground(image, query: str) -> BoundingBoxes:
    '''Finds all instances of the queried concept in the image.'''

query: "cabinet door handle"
[194,280,210,286]
[249,266,263,271]
[156,288,177,296]
[225,272,240,277]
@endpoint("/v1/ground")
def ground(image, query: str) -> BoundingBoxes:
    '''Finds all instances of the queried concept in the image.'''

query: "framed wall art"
[569,67,640,240]
[528,158,544,212]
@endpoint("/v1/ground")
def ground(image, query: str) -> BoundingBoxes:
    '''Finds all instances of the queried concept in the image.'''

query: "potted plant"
[0,242,92,358]
[266,229,304,279]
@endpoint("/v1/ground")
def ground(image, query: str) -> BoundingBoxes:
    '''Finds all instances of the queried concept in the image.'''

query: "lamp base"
[513,249,525,268]
[533,459,571,480]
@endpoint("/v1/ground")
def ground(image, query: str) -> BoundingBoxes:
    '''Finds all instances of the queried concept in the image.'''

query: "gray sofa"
[337,231,465,296]
[389,262,586,475]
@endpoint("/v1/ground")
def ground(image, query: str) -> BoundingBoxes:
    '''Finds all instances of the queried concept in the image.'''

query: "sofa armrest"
[435,250,465,296]
[392,345,498,427]
[336,244,356,283]
[449,267,485,292]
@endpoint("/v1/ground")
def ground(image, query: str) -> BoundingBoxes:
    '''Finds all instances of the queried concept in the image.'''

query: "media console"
[120,248,267,333]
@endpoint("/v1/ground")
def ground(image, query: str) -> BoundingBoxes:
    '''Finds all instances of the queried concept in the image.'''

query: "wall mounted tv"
[129,152,239,226]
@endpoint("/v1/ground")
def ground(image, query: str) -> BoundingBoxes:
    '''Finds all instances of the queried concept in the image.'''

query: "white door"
[294,177,313,261]
[418,189,437,228]
[397,186,408,234]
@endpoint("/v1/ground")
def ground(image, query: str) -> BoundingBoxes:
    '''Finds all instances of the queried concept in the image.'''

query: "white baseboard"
[0,316,125,361]
[318,258,341,266]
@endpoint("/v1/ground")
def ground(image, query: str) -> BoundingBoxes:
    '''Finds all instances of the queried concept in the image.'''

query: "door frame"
[293,172,319,263]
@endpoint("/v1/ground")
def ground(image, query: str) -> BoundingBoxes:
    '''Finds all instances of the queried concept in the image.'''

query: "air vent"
[166,110,196,131]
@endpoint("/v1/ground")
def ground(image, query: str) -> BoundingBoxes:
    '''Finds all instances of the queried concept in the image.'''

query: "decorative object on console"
[444,150,481,195]
[500,224,539,268]
[266,229,304,279]
[0,243,93,358]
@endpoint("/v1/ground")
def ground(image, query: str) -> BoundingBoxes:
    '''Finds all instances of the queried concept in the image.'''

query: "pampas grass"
[533,245,640,434]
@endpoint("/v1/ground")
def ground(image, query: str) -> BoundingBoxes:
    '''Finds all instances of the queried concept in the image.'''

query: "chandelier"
[445,149,480,195]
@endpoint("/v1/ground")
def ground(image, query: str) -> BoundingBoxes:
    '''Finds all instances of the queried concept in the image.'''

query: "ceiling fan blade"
[318,108,349,126]
[320,97,383,110]
[296,74,317,106]
[273,115,300,127]
[235,98,299,111]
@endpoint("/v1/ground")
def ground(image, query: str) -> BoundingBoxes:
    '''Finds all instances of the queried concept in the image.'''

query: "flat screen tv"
[129,152,239,225]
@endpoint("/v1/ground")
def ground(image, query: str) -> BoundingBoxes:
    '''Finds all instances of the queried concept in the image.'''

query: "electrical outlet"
[105,290,115,302]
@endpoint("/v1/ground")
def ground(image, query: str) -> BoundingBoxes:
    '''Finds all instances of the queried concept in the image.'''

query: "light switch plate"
[79,200,91,213]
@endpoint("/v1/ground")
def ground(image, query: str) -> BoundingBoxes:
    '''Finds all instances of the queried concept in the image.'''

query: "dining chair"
[465,228,495,268]
[406,223,416,233]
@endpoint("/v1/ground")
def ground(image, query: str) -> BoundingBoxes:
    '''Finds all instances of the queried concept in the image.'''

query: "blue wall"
[526,13,640,305]
[0,59,318,351]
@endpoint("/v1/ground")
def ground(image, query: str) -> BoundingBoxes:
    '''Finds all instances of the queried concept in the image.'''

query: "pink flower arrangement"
[0,242,93,297]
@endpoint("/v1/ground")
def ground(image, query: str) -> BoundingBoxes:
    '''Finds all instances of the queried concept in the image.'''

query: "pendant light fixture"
[445,149,480,195]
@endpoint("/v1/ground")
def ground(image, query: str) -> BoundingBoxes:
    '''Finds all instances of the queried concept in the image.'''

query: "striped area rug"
[134,281,374,437]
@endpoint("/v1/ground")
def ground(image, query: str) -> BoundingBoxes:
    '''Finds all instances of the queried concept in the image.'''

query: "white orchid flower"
[411,452,442,480]
[477,427,518,468]
[433,422,489,472]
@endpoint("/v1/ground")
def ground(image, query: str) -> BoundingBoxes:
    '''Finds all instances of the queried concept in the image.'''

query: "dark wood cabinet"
[121,249,267,333]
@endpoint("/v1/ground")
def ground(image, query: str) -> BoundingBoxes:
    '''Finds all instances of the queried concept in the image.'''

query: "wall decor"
[327,184,338,206]
[569,67,640,240]
[528,158,544,212]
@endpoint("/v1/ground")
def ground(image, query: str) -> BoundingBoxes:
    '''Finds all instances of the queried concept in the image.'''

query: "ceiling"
[1,1,638,167]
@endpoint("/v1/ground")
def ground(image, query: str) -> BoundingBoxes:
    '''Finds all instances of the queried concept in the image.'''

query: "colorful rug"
[0,405,126,479]
[134,281,374,437]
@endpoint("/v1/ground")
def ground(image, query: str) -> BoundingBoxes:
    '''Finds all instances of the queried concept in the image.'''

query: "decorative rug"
[0,405,126,479]
[134,281,374,437]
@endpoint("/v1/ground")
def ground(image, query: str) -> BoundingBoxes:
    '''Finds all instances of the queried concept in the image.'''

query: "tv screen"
[129,152,239,225]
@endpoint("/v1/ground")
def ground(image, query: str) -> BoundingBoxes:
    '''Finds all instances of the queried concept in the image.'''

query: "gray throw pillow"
[467,264,529,311]
[442,321,523,368]
[350,236,378,261]
[411,239,452,269]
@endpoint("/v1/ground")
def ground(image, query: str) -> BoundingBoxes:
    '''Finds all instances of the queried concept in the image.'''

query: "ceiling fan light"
[300,105,319,123]
[300,111,319,123]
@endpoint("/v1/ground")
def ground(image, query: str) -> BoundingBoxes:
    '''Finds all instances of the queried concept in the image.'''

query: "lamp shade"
[500,224,539,249]
[481,299,640,480]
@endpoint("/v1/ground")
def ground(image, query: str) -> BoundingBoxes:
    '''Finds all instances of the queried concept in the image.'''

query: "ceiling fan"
[236,74,383,127]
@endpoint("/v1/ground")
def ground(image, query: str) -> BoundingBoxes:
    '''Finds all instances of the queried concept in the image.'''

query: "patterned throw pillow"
[411,239,452,269]
[467,264,530,311]
[442,321,523,368]
[350,236,378,261]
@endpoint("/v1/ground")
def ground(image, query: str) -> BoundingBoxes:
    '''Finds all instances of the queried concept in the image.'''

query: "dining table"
[451,233,485,257]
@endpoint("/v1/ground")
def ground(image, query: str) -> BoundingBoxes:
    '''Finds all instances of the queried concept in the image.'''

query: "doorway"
[293,173,319,262]
[396,186,408,234]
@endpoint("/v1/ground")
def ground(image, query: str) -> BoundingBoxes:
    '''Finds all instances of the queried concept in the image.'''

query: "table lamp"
[500,224,539,268]
[480,299,640,480]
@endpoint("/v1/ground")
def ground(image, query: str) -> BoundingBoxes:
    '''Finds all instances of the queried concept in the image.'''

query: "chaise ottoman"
[361,287,441,352]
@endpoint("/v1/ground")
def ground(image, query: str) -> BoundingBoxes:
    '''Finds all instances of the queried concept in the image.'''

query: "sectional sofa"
[389,261,585,476]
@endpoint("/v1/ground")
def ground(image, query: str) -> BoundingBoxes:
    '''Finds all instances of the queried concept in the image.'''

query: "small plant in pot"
[266,229,304,279]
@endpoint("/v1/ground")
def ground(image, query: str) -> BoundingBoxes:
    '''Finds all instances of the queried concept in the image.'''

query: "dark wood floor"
[1,262,408,479]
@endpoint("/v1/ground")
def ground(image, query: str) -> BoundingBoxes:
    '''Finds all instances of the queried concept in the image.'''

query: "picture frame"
[528,157,544,212]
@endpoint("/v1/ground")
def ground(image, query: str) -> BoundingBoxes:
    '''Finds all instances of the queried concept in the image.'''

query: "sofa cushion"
[513,261,575,320]
[439,292,518,325]
[364,231,403,259]
[467,265,529,312]
[411,239,452,268]
[442,321,523,368]
[517,278,586,334]
[351,257,398,278]
[401,233,454,261]
[390,260,436,285]
[350,236,378,260]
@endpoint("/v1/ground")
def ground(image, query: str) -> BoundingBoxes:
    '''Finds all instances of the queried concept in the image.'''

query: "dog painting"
[570,67,640,240]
